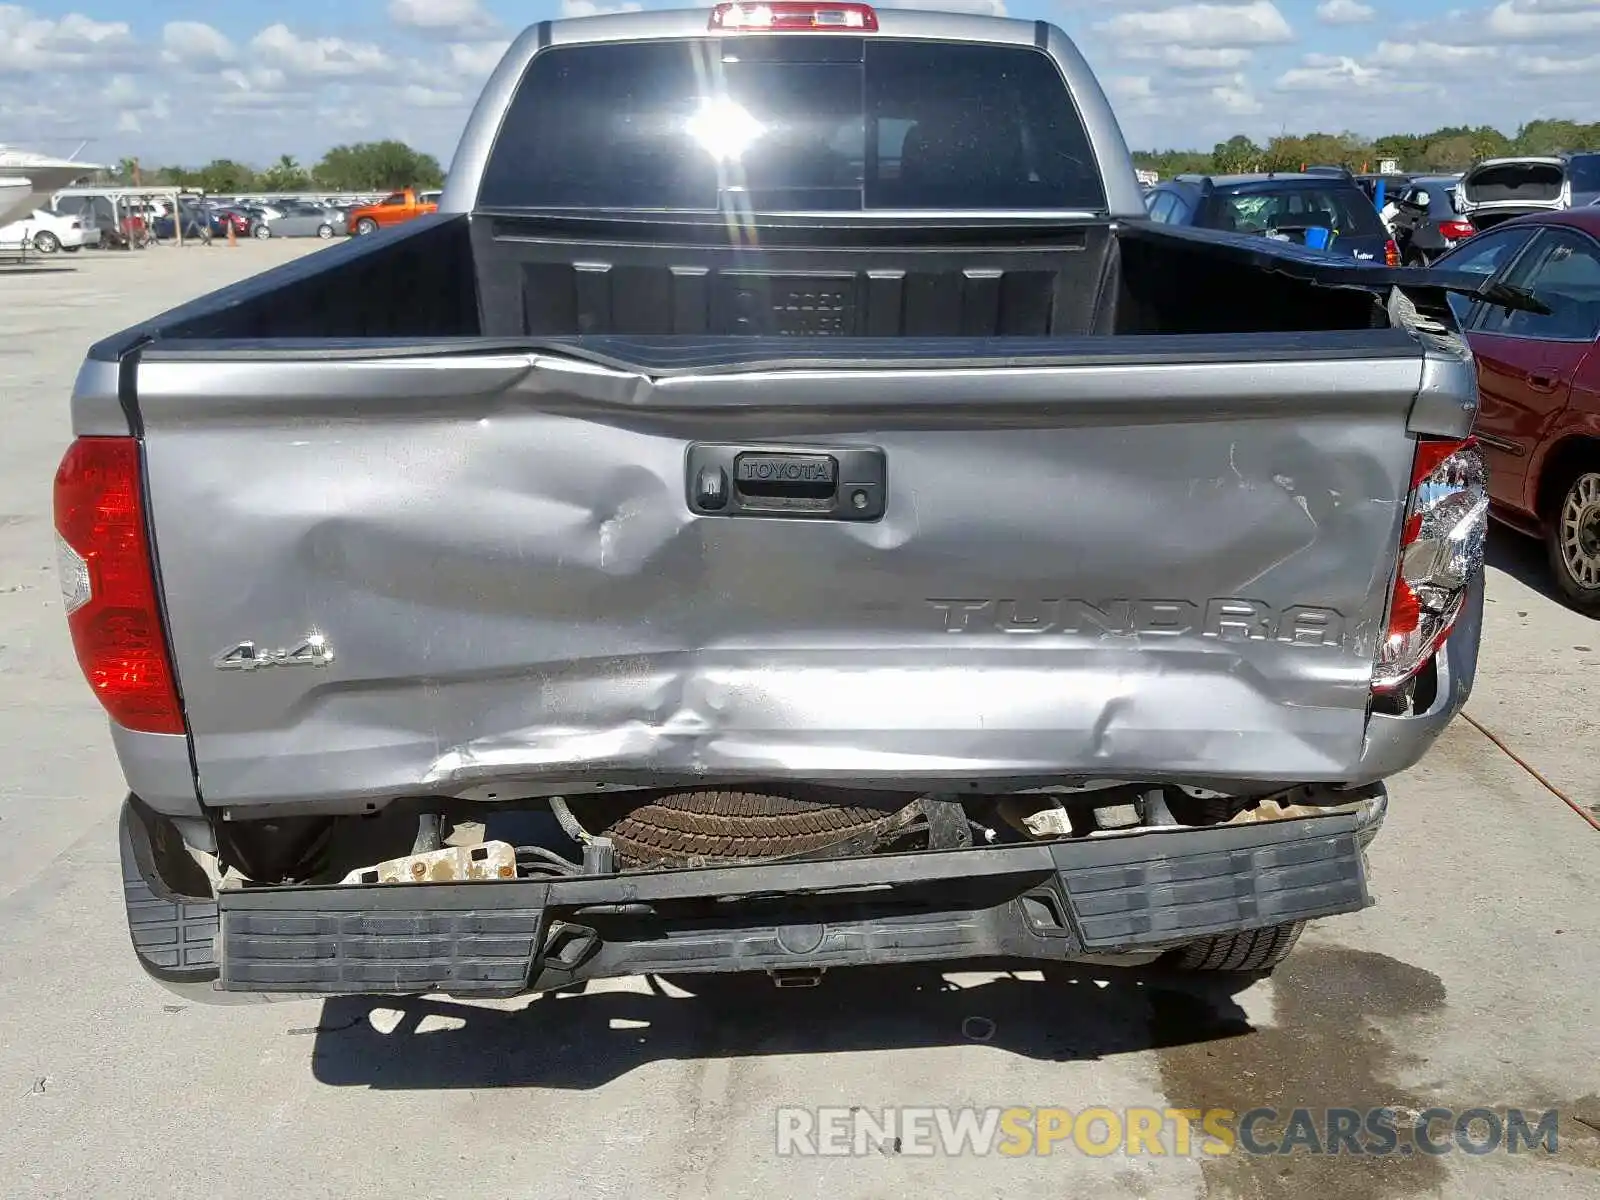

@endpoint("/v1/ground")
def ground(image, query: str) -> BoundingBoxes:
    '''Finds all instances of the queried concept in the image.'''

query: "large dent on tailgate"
[136,347,1427,812]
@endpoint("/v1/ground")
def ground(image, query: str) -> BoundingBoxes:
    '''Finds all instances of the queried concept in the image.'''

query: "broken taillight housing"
[1372,437,1487,694]
[53,436,185,734]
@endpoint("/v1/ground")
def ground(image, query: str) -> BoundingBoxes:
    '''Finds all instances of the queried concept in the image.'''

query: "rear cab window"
[477,37,1106,213]
[1209,183,1386,241]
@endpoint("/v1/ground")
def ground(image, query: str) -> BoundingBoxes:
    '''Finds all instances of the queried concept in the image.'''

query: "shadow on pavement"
[1485,521,1557,601]
[0,265,76,275]
[308,960,1257,1091]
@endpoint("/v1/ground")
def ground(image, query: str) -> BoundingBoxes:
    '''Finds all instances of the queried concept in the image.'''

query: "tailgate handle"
[735,453,837,507]
[687,444,885,521]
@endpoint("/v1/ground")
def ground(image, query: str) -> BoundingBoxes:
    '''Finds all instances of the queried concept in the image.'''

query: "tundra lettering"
[927,598,1347,647]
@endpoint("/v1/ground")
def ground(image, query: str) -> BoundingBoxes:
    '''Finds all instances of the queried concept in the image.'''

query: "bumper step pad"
[180,810,1368,998]
[120,802,218,981]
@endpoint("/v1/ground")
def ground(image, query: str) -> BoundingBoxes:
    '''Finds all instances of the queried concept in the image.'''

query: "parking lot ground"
[1,245,1596,1200]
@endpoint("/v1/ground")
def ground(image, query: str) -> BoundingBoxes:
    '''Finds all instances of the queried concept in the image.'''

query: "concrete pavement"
[1,242,1595,1199]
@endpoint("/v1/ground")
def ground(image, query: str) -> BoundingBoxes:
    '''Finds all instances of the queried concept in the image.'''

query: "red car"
[1433,207,1600,611]
[210,209,253,238]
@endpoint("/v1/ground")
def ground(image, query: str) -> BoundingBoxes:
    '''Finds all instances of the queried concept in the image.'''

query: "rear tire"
[355,217,378,236]
[317,224,334,239]
[1165,921,1305,973]
[253,223,271,240]
[31,230,59,253]
[1545,469,1600,614]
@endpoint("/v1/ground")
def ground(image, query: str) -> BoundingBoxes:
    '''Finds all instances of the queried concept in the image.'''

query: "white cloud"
[1371,40,1498,69]
[403,83,467,108]
[560,0,644,15]
[880,0,1008,12]
[161,21,234,67]
[1096,2,1293,48]
[389,0,498,35]
[1486,0,1600,41]
[217,65,292,105]
[1108,75,1156,101]
[1175,46,1252,69]
[1274,54,1385,92]
[1513,50,1600,74]
[1316,0,1374,24]
[1210,83,1262,115]
[250,24,392,78]
[0,5,138,72]
[1123,45,1254,70]
[446,39,511,78]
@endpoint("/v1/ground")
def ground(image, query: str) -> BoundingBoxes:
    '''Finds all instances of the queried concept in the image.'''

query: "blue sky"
[3,1,1597,167]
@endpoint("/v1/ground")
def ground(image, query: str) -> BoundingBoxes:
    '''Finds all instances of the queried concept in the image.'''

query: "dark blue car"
[151,206,214,243]
[1142,172,1397,266]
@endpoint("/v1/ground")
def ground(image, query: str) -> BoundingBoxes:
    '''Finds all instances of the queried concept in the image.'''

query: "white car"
[0,205,98,253]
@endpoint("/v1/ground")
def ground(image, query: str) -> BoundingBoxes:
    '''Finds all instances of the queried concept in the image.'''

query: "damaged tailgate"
[133,331,1447,810]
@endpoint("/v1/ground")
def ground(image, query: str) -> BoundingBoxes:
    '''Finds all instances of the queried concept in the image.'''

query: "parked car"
[1388,177,1477,266]
[52,195,127,249]
[1458,153,1600,231]
[1143,172,1400,264]
[208,208,254,239]
[345,186,438,235]
[151,205,214,244]
[1356,172,1415,206]
[1430,209,1600,610]
[258,201,347,240]
[67,3,1502,1006]
[0,204,97,253]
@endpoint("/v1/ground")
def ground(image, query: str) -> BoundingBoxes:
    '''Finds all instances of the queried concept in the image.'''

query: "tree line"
[1135,119,1600,178]
[112,141,446,194]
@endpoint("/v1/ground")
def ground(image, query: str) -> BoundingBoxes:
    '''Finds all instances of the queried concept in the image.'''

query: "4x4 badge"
[214,634,335,671]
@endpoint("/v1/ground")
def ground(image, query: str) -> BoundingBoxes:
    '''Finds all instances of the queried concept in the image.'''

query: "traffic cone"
[227,221,237,247]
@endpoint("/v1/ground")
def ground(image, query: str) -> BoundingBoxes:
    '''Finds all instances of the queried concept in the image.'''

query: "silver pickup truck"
[61,5,1509,1002]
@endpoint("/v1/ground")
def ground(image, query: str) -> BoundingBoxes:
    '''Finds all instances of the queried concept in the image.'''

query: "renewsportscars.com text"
[775,1106,1563,1158]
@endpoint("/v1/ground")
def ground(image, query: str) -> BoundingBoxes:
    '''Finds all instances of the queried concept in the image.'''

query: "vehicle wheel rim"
[318,226,332,238]
[1558,472,1600,589]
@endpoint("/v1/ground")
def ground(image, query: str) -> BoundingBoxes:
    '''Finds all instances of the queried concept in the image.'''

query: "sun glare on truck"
[685,96,768,163]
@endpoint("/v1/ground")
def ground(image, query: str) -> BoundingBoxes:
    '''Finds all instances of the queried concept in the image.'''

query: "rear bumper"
[120,793,1379,1003]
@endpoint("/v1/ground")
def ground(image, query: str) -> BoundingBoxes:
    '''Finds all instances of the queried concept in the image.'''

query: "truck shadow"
[306,960,1257,1091]
[1485,522,1564,605]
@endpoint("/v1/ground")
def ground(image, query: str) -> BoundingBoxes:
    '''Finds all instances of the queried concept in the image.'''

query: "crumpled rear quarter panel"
[133,338,1425,810]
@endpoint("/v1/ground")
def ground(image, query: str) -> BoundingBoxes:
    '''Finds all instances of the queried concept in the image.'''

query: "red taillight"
[1373,436,1487,694]
[53,437,184,734]
[1384,238,1400,268]
[709,2,879,31]
[1439,219,1476,240]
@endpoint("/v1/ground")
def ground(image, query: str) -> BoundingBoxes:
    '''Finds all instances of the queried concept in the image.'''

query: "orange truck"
[345,187,439,236]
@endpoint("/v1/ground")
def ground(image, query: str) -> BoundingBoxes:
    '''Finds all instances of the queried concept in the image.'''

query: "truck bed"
[100,212,1430,351]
